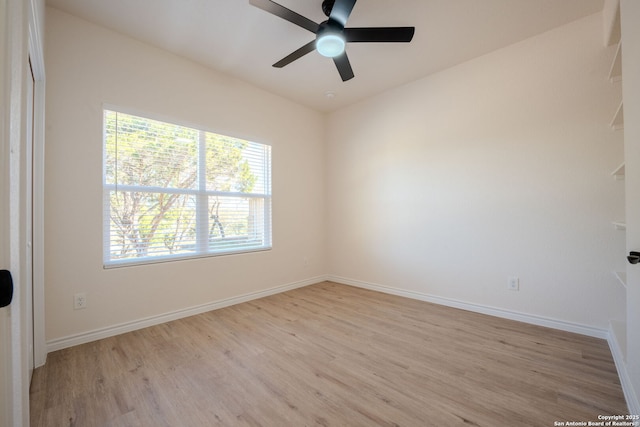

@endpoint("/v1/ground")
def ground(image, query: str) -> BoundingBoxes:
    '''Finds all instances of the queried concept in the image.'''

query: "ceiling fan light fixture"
[316,33,345,58]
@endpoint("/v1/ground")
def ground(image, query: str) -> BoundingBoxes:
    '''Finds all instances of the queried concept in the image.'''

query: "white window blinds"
[103,109,272,267]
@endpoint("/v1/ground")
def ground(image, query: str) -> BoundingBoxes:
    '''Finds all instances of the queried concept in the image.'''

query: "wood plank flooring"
[30,282,627,426]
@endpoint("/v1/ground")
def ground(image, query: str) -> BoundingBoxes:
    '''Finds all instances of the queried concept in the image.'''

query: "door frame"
[0,0,10,424]
[28,0,46,370]
[0,0,45,425]
[1,0,29,423]
[620,0,640,416]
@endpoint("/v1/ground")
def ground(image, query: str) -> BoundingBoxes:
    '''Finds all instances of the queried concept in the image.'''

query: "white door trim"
[0,0,11,422]
[5,0,29,422]
[28,0,46,369]
[0,0,44,425]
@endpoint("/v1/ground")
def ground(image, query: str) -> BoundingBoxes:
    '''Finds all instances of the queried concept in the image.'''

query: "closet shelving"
[611,162,626,180]
[605,0,626,358]
[613,221,627,231]
[607,1,624,231]
[610,102,624,131]
[615,271,627,288]
[608,42,622,83]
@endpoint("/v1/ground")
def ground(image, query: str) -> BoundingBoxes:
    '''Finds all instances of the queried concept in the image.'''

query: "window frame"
[102,106,272,268]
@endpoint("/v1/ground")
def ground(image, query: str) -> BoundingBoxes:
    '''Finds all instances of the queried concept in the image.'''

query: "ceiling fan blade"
[273,41,316,68]
[249,0,319,33]
[345,27,415,43]
[329,0,357,28]
[333,52,354,81]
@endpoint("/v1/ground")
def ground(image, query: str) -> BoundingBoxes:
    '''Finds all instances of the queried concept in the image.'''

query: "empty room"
[2,0,640,426]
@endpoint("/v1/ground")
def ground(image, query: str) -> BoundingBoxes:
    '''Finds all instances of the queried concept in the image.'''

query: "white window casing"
[103,109,272,267]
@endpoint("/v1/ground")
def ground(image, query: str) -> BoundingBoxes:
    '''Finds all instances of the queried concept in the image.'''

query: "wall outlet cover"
[74,293,87,310]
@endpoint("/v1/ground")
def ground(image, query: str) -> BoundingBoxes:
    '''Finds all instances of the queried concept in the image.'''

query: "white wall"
[326,13,625,330]
[44,8,326,344]
[45,4,627,349]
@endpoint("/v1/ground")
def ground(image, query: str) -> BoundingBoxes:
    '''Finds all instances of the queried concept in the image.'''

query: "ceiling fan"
[249,0,415,82]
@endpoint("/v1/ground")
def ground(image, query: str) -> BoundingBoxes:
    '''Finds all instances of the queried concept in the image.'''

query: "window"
[103,109,271,267]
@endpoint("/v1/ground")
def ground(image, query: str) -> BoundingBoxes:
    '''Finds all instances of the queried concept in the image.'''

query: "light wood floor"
[30,282,627,426]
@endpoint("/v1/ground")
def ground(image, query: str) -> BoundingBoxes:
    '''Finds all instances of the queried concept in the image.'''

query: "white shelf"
[611,162,625,180]
[613,221,627,231]
[610,102,624,131]
[609,42,623,83]
[603,0,621,47]
[615,271,627,288]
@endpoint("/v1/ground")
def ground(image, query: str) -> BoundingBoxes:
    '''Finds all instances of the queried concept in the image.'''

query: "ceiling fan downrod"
[322,0,336,17]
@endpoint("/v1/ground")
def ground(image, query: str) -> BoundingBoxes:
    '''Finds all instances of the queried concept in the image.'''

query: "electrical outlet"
[74,293,87,310]
[507,277,519,291]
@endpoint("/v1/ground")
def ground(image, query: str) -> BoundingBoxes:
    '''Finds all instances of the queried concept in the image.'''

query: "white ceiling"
[45,0,604,112]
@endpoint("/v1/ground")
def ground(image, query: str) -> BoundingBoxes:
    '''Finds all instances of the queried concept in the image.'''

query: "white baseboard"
[327,275,609,339]
[46,275,328,353]
[608,323,640,415]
